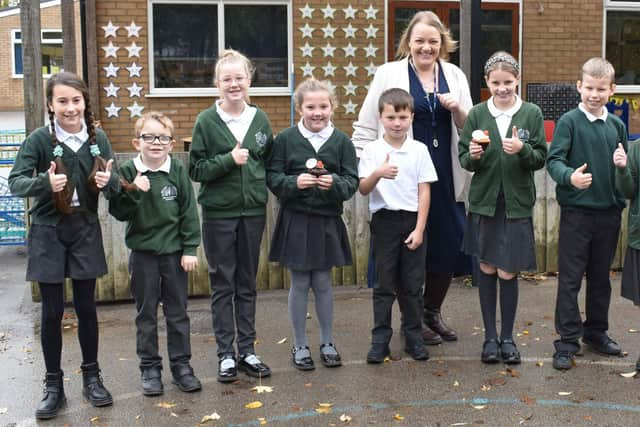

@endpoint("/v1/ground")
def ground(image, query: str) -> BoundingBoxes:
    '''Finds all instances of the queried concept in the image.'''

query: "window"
[605,1,640,92]
[388,1,519,99]
[11,30,63,77]
[149,1,290,96]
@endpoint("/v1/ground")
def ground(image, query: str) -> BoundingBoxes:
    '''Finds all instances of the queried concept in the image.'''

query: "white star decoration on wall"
[344,62,358,77]
[365,62,378,76]
[342,24,357,38]
[364,5,378,20]
[127,102,145,118]
[300,3,314,19]
[103,62,119,78]
[126,42,142,58]
[343,5,357,20]
[325,80,336,95]
[103,82,120,97]
[344,81,357,96]
[321,43,336,57]
[102,21,118,38]
[342,43,357,57]
[322,23,336,38]
[125,21,142,38]
[299,23,314,38]
[365,24,378,38]
[105,102,121,118]
[322,62,336,77]
[127,82,143,98]
[300,43,314,57]
[321,4,335,19]
[343,100,357,114]
[301,62,315,77]
[364,43,378,57]
[126,63,143,77]
[101,41,119,58]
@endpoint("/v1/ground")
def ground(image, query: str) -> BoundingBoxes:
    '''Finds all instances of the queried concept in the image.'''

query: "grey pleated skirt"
[621,246,640,305]
[269,207,352,271]
[462,195,537,273]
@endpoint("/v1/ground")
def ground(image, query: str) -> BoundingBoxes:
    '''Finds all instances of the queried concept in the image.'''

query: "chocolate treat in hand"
[472,129,491,151]
[305,158,328,177]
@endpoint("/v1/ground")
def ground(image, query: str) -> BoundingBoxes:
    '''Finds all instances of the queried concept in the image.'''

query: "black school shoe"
[239,354,272,378]
[319,343,342,367]
[292,346,315,371]
[552,350,574,370]
[217,355,238,383]
[405,345,429,361]
[366,343,391,364]
[481,339,500,364]
[171,364,202,392]
[141,366,164,396]
[582,334,621,356]
[500,339,521,365]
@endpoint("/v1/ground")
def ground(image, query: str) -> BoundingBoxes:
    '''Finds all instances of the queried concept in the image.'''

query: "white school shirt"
[216,100,257,144]
[133,154,171,174]
[487,95,523,138]
[54,119,89,206]
[358,136,438,214]
[578,103,608,122]
[297,120,334,153]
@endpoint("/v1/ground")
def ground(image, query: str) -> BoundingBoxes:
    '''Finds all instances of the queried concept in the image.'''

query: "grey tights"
[289,269,333,347]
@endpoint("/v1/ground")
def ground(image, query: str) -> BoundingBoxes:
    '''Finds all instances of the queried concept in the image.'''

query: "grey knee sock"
[310,269,333,345]
[499,276,519,341]
[289,270,311,347]
[478,270,498,340]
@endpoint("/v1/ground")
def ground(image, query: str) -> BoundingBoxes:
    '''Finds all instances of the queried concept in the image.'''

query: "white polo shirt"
[216,100,257,143]
[359,136,438,214]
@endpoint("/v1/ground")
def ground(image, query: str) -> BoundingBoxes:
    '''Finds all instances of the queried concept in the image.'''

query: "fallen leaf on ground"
[23,347,32,353]
[304,383,312,388]
[315,405,332,414]
[520,394,537,405]
[245,401,263,409]
[393,413,404,420]
[258,417,267,425]
[471,404,486,410]
[535,361,544,367]
[155,402,177,409]
[339,414,352,422]
[277,337,287,344]
[629,329,639,333]
[135,414,141,420]
[519,412,534,424]
[558,391,572,396]
[451,423,468,426]
[251,385,274,393]
[506,368,520,377]
[200,412,221,423]
[0,332,5,339]
[584,416,592,421]
[170,412,178,417]
[306,312,311,319]
[384,356,391,363]
[0,408,7,414]
[90,416,100,422]
[453,380,460,387]
[487,377,506,386]
[432,369,448,377]
[481,385,491,391]
[620,371,638,378]
[118,358,128,361]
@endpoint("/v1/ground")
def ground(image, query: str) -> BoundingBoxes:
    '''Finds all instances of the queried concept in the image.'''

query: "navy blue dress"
[408,62,471,275]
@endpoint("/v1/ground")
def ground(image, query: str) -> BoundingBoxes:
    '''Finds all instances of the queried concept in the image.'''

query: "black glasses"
[139,134,173,145]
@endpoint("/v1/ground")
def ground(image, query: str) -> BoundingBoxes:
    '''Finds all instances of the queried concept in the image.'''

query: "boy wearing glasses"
[109,111,202,396]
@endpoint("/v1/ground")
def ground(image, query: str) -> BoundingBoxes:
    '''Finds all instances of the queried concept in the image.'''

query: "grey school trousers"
[202,216,265,358]
[129,251,191,370]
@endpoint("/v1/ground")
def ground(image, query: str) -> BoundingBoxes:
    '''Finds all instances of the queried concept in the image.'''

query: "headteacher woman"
[353,11,473,345]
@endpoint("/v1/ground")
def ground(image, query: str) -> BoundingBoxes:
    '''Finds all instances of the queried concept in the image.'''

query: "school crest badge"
[255,131,268,147]
[161,185,178,201]
[517,128,530,142]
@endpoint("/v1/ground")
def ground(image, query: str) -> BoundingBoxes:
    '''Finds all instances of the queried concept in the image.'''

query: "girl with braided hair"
[9,72,118,419]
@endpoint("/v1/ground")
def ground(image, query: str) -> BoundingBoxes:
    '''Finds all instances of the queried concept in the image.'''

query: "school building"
[77,0,640,153]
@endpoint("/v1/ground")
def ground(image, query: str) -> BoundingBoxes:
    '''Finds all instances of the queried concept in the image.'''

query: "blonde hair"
[484,51,520,78]
[214,49,254,82]
[581,57,615,83]
[293,78,337,110]
[396,11,457,61]
[134,111,175,137]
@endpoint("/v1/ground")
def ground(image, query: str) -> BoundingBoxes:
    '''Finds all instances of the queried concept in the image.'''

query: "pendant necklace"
[423,63,439,148]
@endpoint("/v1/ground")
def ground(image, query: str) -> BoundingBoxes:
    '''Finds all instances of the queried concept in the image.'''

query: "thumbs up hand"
[231,141,249,166]
[502,126,523,155]
[48,161,68,193]
[95,158,114,189]
[377,153,399,179]
[613,143,627,169]
[133,170,150,192]
[570,163,592,189]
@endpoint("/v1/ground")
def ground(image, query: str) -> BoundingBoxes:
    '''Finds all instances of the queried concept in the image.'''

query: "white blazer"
[352,57,473,202]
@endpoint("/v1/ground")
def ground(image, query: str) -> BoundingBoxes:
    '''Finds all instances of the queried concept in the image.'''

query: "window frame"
[604,1,640,93]
[11,28,63,78]
[147,0,292,98]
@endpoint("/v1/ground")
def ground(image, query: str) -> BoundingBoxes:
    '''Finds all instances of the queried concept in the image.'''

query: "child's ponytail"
[48,109,74,214]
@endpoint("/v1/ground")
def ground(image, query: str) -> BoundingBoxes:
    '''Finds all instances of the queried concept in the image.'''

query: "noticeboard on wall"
[526,83,581,122]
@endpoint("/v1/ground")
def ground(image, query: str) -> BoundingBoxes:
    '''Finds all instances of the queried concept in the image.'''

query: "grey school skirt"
[621,246,640,305]
[26,212,108,283]
[269,207,352,271]
[462,195,537,273]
